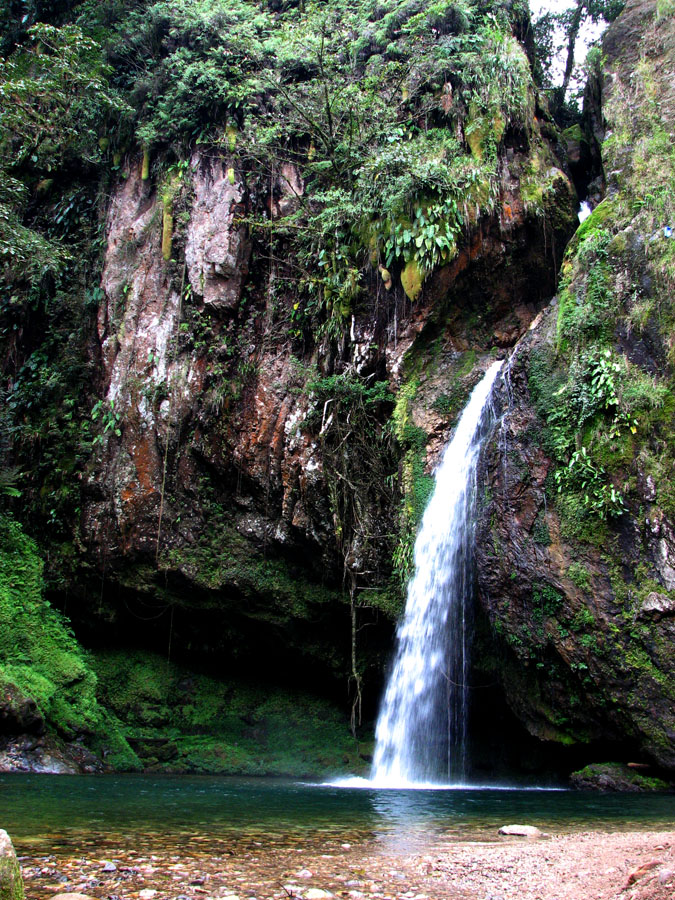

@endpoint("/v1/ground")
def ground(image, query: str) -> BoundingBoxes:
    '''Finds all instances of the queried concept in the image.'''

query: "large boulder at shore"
[570,762,673,792]
[0,735,104,775]
[0,830,24,900]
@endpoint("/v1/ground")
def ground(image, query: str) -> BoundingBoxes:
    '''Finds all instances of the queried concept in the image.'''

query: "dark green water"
[1,775,673,850]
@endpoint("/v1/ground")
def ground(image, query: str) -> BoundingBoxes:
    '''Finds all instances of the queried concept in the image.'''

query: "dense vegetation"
[527,5,675,543]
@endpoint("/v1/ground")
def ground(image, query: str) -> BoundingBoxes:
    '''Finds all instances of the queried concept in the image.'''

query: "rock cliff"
[73,115,575,744]
[476,0,675,773]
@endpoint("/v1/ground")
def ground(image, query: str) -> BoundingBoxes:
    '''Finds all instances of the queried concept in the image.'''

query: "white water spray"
[370,361,503,787]
[578,201,592,223]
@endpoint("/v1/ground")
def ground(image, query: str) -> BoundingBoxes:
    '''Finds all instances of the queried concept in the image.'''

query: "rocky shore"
[12,828,675,900]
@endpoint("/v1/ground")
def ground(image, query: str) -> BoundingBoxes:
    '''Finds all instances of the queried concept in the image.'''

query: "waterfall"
[371,361,503,787]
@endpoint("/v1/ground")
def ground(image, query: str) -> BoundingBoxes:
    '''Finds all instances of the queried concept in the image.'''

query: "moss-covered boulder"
[570,762,672,792]
[0,515,137,772]
[0,830,23,900]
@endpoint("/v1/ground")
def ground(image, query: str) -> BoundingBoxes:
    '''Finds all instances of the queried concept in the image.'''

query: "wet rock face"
[475,306,675,770]
[89,163,203,558]
[185,154,251,309]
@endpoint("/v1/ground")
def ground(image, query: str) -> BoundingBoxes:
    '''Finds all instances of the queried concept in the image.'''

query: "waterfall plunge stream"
[370,361,503,787]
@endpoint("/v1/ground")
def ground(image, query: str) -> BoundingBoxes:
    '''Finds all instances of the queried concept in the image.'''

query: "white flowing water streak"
[578,201,592,223]
[371,361,503,788]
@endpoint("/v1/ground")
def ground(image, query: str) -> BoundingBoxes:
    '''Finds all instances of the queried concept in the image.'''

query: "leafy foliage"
[0,514,130,753]
[66,0,538,332]
[0,23,129,291]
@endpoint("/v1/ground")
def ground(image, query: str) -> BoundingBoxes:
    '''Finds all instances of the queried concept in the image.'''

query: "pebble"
[102,861,117,872]
[139,890,158,899]
[304,890,333,899]
[52,894,96,900]
[297,869,313,878]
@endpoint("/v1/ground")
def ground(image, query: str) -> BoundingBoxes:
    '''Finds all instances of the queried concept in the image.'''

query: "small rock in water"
[498,825,542,837]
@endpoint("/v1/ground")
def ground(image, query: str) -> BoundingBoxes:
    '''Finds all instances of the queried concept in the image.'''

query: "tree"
[0,23,129,285]
[534,0,624,114]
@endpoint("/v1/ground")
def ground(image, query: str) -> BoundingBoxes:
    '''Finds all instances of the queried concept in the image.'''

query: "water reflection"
[1,774,673,854]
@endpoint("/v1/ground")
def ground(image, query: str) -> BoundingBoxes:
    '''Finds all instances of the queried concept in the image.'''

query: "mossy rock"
[561,123,589,163]
[92,649,366,776]
[570,761,672,792]
[401,258,423,301]
[561,123,585,144]
[563,196,617,258]
[0,830,24,900]
[465,106,506,161]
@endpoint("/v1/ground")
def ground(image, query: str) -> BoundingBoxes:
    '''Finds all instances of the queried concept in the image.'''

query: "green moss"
[572,761,672,791]
[532,510,551,545]
[164,515,343,620]
[465,106,505,160]
[161,203,173,261]
[0,514,139,767]
[520,145,574,223]
[562,123,584,144]
[0,847,23,900]
[0,515,95,736]
[93,649,365,776]
[567,562,592,591]
[400,257,424,301]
